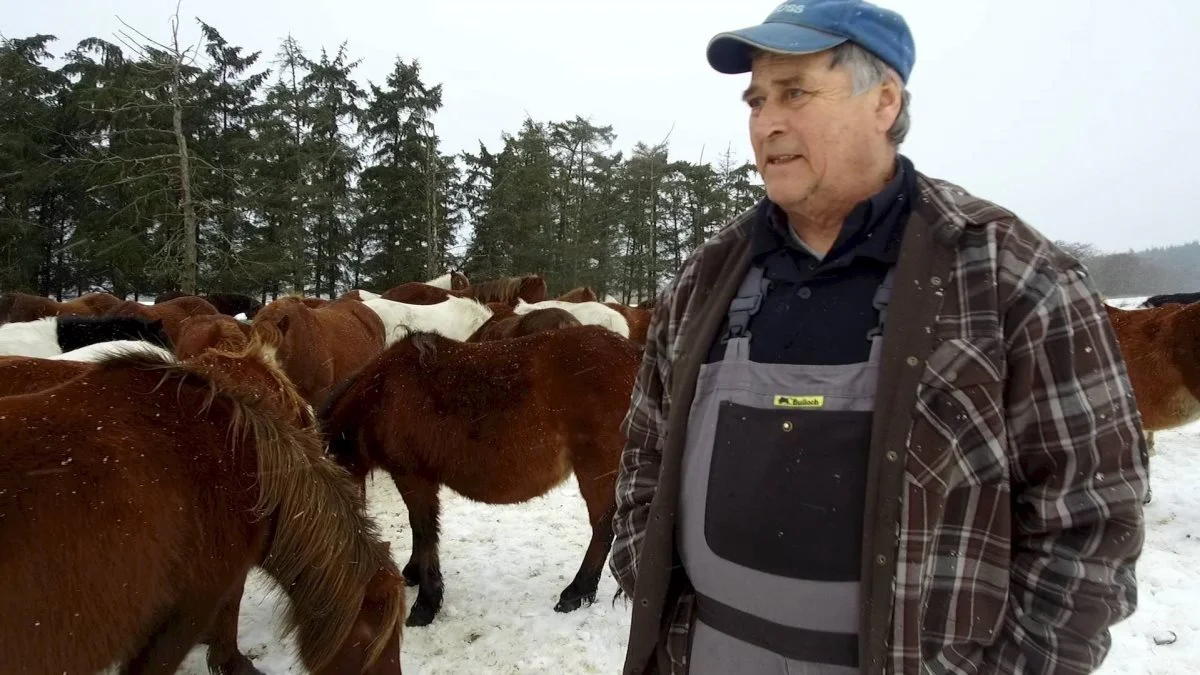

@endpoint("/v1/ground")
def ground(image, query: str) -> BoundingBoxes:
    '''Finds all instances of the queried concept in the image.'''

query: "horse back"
[381,282,451,305]
[2,292,60,323]
[0,356,92,397]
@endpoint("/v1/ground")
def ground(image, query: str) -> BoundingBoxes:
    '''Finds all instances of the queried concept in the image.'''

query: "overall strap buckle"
[866,266,897,341]
[723,265,770,342]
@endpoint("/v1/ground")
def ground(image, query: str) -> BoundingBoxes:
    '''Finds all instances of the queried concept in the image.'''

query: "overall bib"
[678,263,894,675]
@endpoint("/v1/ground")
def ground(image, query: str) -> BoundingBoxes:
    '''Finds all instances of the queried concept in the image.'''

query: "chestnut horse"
[0,335,274,675]
[155,291,264,318]
[0,336,405,675]
[1106,302,1200,434]
[556,286,597,302]
[604,302,653,345]
[251,295,386,408]
[1105,302,1200,504]
[383,273,547,307]
[173,313,252,359]
[106,296,220,346]
[320,325,641,626]
[466,303,581,342]
[0,291,123,324]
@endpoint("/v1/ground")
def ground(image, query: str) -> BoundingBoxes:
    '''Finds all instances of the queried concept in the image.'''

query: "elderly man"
[608,1,1149,674]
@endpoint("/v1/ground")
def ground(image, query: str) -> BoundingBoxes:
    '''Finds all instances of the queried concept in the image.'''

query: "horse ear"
[276,313,291,335]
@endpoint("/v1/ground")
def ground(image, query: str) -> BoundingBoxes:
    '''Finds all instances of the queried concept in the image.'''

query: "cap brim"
[707,23,847,74]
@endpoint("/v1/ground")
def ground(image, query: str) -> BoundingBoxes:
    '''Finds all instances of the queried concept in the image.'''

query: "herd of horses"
[0,266,1195,673]
[0,271,655,674]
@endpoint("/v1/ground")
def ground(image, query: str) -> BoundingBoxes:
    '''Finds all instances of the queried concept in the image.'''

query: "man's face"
[744,49,899,212]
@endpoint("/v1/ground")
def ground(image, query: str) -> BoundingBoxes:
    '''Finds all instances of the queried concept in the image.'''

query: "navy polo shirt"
[707,155,917,366]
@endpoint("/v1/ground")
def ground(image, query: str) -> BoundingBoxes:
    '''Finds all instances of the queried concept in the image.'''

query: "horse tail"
[319,370,374,485]
[409,331,440,367]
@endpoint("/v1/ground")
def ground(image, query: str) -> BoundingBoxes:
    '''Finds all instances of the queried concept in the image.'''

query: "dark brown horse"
[0,334,405,675]
[0,291,123,324]
[1142,291,1200,308]
[383,273,547,307]
[251,296,386,408]
[466,302,581,342]
[556,286,598,303]
[320,325,641,626]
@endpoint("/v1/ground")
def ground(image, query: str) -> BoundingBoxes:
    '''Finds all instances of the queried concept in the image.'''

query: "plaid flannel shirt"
[610,171,1149,674]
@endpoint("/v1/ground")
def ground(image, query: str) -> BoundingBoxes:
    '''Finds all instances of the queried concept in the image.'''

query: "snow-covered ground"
[168,294,1192,674]
[170,427,1197,675]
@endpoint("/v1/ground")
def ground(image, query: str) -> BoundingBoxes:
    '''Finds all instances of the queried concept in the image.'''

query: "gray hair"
[749,42,912,146]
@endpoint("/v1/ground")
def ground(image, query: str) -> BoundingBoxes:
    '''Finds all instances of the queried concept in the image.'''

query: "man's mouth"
[767,154,800,165]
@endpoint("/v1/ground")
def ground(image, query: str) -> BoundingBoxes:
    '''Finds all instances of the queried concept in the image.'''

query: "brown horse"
[173,313,252,360]
[320,324,641,626]
[0,291,123,324]
[556,286,598,303]
[106,296,221,346]
[604,302,653,346]
[0,329,305,675]
[0,335,405,675]
[1106,302,1200,434]
[467,302,581,342]
[251,295,386,408]
[383,273,547,307]
[155,291,264,318]
[0,355,93,396]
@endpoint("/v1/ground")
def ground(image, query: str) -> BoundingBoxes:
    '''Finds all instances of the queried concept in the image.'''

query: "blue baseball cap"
[707,0,916,83]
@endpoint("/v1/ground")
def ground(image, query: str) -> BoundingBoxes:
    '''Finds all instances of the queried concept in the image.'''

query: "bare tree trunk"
[425,129,438,278]
[169,13,198,295]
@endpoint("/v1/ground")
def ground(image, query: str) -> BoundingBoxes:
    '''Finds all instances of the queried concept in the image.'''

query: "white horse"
[513,299,630,338]
[50,340,177,363]
[362,297,494,345]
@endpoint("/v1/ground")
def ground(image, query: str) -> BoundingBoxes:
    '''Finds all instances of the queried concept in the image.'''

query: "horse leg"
[393,473,444,627]
[203,577,263,675]
[555,464,618,613]
[119,597,225,675]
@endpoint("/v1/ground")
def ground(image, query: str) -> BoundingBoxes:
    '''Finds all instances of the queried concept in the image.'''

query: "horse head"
[315,540,405,675]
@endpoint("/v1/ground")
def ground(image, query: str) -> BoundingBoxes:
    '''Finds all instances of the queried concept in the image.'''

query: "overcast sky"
[8,0,1198,253]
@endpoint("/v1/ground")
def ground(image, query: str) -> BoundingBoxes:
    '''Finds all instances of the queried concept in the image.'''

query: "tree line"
[1054,240,1200,298]
[0,18,763,305]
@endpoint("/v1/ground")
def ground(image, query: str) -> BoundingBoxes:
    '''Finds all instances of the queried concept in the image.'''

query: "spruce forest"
[0,19,764,305]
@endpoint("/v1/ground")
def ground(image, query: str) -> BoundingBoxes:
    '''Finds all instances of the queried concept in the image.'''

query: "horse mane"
[89,336,401,671]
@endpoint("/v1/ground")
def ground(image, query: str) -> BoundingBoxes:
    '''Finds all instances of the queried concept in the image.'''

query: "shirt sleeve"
[985,264,1149,674]
[609,283,676,599]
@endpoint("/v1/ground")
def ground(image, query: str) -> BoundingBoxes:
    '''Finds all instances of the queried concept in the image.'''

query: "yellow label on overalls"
[773,395,825,408]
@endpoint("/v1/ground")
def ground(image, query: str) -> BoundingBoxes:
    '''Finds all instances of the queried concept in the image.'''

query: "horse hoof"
[401,562,420,587]
[554,589,597,613]
[207,654,264,675]
[406,603,437,627]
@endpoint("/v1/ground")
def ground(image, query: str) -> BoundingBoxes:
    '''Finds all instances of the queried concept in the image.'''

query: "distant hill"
[1054,240,1200,297]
